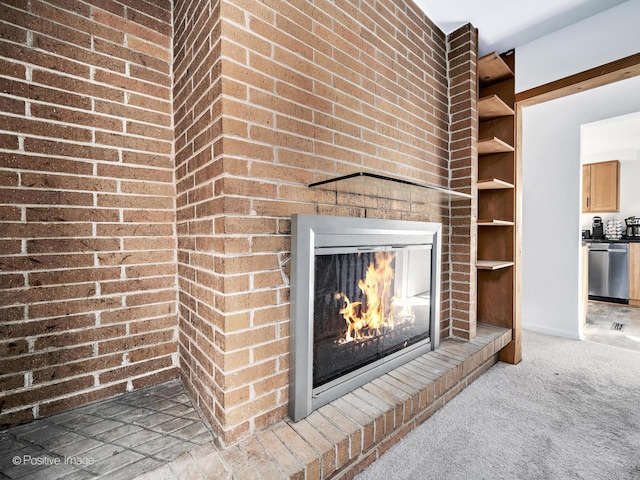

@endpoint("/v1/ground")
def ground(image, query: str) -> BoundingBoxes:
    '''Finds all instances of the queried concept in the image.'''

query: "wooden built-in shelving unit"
[476,51,520,364]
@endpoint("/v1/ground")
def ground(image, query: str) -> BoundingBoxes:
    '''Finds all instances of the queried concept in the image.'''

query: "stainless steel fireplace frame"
[289,214,442,422]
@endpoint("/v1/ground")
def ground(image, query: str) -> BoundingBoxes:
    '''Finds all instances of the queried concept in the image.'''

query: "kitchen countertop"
[583,238,640,244]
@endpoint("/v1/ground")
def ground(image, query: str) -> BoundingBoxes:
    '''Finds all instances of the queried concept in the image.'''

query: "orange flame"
[336,251,404,343]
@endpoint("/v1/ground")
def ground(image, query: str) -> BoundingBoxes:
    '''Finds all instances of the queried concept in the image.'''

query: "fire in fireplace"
[313,249,432,389]
[290,214,442,421]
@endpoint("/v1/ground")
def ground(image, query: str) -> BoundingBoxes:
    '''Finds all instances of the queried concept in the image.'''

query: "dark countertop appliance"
[626,216,640,238]
[592,216,604,239]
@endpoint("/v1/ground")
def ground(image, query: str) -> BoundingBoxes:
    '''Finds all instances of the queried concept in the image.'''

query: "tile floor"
[584,301,640,352]
[0,380,215,480]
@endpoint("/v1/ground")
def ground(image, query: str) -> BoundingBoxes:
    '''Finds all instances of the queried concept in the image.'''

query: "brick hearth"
[136,324,510,480]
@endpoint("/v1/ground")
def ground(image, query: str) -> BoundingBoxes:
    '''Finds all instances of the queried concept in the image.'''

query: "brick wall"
[0,0,178,428]
[172,0,226,444]
[173,0,477,446]
[448,25,478,340]
[0,0,477,446]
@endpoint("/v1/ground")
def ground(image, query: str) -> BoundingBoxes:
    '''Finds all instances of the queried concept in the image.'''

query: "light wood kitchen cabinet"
[582,160,619,213]
[630,243,640,306]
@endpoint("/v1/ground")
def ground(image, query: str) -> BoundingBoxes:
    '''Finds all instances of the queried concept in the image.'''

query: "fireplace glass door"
[312,245,432,390]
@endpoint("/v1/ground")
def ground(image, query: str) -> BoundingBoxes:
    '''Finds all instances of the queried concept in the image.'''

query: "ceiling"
[414,0,630,56]
[413,0,639,162]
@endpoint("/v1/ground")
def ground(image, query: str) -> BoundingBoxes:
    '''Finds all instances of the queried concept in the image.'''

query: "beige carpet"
[356,330,640,480]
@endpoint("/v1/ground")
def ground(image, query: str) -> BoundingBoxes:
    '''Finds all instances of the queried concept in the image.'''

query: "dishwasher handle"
[608,244,629,252]
[588,243,629,252]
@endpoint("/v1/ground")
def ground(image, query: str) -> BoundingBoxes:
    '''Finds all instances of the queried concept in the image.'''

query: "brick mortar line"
[0,91,172,128]
[0,287,176,307]
[0,245,176,253]
[1,319,176,336]
[0,74,171,117]
[0,348,177,372]
[0,193,176,201]
[0,114,173,145]
[1,279,177,293]
[0,57,171,106]
[0,298,174,313]
[0,152,173,172]
[0,139,172,159]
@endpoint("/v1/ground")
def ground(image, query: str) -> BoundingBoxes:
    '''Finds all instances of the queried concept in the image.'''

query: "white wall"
[516,0,640,93]
[521,75,640,339]
[517,0,640,339]
[580,157,640,231]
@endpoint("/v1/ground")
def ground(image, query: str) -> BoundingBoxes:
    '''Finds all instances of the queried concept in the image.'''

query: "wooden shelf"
[476,50,520,365]
[477,178,514,190]
[479,94,514,120]
[478,137,514,155]
[477,260,514,271]
[478,52,513,86]
[477,219,514,226]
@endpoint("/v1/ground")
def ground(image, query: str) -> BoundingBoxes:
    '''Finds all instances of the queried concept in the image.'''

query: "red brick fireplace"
[0,0,478,449]
[172,0,478,446]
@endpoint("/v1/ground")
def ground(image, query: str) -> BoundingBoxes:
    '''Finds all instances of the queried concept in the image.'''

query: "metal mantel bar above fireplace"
[289,214,442,422]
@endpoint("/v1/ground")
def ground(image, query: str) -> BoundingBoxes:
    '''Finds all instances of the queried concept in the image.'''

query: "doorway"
[519,73,640,340]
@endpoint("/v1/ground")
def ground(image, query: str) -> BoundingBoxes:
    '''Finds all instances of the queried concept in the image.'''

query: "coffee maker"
[626,216,640,238]
[592,216,604,239]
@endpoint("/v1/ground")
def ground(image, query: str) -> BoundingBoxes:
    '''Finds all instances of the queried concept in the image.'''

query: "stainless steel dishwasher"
[588,242,629,303]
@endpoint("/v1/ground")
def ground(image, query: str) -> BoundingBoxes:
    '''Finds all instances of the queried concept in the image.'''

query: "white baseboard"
[522,323,582,341]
